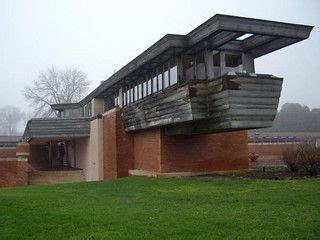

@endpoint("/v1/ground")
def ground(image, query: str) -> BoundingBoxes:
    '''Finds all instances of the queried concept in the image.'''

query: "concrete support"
[87,117,104,181]
[242,53,255,73]
[92,98,105,116]
[118,88,123,108]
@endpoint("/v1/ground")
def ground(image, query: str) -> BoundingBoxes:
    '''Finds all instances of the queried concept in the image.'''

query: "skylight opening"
[236,33,254,41]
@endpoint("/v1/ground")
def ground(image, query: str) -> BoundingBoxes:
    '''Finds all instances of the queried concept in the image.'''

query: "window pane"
[134,85,138,101]
[130,88,134,103]
[212,52,221,78]
[163,64,169,88]
[137,84,141,99]
[153,75,157,92]
[182,55,194,81]
[225,54,243,73]
[169,59,177,85]
[143,82,147,97]
[126,89,129,103]
[213,53,220,66]
[158,71,163,90]
[225,54,242,68]
[147,79,152,95]
[123,91,127,105]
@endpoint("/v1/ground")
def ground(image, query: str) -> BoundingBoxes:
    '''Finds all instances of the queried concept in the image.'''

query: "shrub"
[283,148,299,172]
[248,153,259,162]
[283,144,320,175]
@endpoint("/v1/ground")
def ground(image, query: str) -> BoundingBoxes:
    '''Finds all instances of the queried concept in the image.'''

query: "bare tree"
[24,66,90,117]
[0,106,25,136]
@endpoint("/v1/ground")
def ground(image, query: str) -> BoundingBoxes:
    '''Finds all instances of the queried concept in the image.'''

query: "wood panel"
[122,73,283,134]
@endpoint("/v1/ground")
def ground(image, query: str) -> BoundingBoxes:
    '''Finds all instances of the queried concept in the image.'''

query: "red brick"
[102,108,249,178]
[133,129,248,173]
[0,160,28,188]
[103,108,134,179]
[160,130,248,172]
[0,147,16,158]
[134,129,161,172]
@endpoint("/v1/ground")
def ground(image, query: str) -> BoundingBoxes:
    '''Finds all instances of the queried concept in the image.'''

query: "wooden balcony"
[122,73,283,135]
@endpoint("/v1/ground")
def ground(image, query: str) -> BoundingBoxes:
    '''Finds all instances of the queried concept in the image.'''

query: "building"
[0,14,313,187]
[0,136,28,187]
[248,131,320,166]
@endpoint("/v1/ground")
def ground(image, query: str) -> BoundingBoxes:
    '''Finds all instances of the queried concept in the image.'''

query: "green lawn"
[0,177,319,239]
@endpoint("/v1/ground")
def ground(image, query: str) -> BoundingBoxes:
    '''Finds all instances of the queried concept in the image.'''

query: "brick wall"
[0,159,28,188]
[115,111,134,177]
[161,130,248,172]
[0,142,29,188]
[134,129,161,172]
[102,108,249,178]
[133,129,248,173]
[0,147,16,158]
[103,109,134,179]
[248,143,298,165]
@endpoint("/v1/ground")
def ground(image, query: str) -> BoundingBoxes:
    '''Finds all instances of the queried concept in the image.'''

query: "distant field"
[0,177,319,239]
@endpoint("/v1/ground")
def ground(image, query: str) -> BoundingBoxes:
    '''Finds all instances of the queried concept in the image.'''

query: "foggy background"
[0,0,319,112]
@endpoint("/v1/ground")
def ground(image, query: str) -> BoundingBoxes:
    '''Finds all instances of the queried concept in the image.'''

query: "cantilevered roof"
[78,14,312,106]
[50,103,81,111]
[23,117,91,140]
[0,136,22,147]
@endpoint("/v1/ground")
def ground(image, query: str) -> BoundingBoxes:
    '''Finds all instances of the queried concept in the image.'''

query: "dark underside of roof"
[23,118,91,140]
[0,141,19,147]
[79,14,313,104]
[0,136,22,147]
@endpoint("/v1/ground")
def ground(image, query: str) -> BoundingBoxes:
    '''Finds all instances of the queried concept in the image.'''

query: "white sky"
[0,0,319,112]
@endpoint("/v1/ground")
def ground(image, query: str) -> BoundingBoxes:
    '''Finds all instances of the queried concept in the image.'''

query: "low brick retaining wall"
[0,158,28,188]
[0,142,30,188]
[248,143,298,166]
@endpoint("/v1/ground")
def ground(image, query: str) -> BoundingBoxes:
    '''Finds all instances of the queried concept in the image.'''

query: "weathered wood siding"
[122,73,283,134]
[122,85,193,131]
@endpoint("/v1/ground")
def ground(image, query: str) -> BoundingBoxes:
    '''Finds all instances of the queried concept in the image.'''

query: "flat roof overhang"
[80,14,313,105]
[50,103,82,111]
[23,117,91,142]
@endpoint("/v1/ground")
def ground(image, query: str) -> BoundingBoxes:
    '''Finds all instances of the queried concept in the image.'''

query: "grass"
[0,177,319,239]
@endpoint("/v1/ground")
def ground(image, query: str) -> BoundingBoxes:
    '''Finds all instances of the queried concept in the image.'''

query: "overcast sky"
[0,0,319,113]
